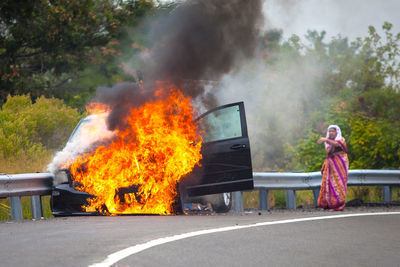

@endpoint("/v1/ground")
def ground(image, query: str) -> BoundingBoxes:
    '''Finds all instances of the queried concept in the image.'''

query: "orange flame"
[85,102,111,115]
[69,88,202,215]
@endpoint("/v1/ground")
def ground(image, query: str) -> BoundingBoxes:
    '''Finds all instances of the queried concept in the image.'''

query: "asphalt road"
[1,207,399,267]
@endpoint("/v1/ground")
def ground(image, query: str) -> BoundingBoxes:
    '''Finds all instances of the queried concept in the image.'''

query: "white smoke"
[212,0,400,170]
[47,114,115,173]
[215,50,326,170]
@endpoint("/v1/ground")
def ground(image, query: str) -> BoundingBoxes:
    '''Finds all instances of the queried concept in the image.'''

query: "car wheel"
[210,192,232,213]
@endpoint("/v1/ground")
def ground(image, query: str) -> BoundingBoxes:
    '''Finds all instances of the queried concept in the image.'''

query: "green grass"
[0,196,53,220]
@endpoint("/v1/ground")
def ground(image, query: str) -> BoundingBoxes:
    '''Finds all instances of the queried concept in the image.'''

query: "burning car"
[50,95,253,215]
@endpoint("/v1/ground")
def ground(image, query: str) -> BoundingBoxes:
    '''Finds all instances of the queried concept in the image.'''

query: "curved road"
[1,207,399,267]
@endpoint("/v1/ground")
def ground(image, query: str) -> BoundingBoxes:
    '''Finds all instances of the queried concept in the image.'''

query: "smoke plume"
[145,0,263,84]
[97,0,264,130]
[95,82,153,131]
[216,57,325,170]
[48,0,264,172]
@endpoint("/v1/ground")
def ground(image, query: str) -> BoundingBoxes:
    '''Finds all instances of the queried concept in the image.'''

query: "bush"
[0,94,82,173]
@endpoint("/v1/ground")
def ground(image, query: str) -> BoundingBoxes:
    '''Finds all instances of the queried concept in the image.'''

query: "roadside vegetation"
[1,1,399,219]
[251,22,400,204]
[0,95,81,220]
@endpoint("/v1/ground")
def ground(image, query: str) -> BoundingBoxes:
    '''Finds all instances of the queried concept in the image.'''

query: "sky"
[263,0,400,41]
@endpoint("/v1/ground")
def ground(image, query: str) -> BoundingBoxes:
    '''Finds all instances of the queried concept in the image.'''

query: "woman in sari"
[317,125,349,211]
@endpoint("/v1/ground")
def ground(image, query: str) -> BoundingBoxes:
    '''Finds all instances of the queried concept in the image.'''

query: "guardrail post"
[10,196,23,220]
[383,186,392,202]
[233,191,243,212]
[31,195,43,219]
[286,190,296,209]
[312,187,320,207]
[259,189,269,210]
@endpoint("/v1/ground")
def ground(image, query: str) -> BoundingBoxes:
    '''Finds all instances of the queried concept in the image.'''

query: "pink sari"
[318,137,349,211]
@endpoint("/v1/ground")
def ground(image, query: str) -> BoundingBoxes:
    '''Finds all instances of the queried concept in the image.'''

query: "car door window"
[185,101,253,197]
[201,104,242,143]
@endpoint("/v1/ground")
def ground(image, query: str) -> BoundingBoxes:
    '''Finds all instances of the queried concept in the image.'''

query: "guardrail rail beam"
[1,173,53,220]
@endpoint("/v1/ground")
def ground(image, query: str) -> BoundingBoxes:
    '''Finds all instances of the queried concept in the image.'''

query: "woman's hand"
[317,137,326,144]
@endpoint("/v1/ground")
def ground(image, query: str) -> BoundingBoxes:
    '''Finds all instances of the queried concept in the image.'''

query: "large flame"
[68,88,202,215]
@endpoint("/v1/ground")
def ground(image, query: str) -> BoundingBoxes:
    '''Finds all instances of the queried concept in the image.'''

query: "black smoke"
[97,0,264,131]
[95,82,153,131]
[145,0,264,99]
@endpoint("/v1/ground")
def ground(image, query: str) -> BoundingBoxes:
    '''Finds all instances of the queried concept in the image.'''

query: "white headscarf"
[325,125,342,150]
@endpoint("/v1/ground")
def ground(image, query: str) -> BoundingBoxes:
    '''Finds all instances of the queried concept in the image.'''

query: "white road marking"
[89,211,400,267]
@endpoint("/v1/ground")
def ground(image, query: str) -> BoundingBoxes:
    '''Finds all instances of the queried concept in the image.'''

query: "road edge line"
[89,211,400,267]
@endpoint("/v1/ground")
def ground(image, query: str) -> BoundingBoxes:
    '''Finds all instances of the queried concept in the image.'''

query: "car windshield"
[68,113,115,144]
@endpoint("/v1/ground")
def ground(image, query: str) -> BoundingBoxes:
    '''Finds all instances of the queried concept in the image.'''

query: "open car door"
[184,101,253,197]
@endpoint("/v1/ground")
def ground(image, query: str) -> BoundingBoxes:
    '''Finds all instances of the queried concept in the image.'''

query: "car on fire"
[51,101,253,215]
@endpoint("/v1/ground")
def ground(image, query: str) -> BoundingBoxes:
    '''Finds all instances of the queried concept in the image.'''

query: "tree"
[286,22,400,171]
[0,0,156,107]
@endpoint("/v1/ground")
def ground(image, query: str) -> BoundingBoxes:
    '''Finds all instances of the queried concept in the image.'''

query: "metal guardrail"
[1,170,399,219]
[253,170,400,189]
[233,170,400,212]
[0,173,54,220]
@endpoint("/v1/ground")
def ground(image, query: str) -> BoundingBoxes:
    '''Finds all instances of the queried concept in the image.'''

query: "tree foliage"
[1,0,399,174]
[0,0,156,107]
[279,22,400,171]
